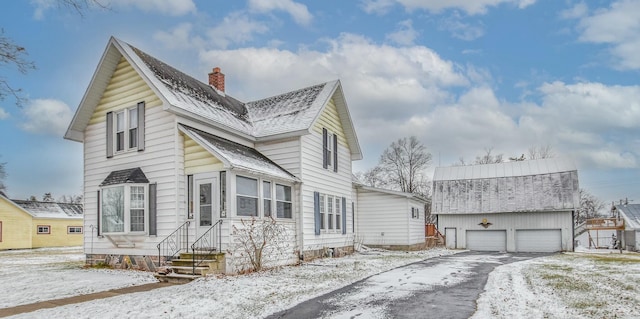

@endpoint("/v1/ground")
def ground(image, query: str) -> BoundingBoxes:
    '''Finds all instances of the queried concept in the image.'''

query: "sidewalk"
[0,282,176,318]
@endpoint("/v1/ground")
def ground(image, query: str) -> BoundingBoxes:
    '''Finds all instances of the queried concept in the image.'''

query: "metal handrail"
[191,219,223,274]
[157,221,190,267]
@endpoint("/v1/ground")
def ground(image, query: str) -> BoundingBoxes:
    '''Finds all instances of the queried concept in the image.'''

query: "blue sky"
[0,0,639,208]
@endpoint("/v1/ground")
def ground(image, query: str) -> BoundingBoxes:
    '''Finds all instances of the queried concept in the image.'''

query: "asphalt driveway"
[266,251,552,319]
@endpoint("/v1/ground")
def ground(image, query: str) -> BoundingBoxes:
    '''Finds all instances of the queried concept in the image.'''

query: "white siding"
[438,211,573,252]
[300,97,354,252]
[255,137,301,177]
[356,190,409,246]
[83,58,180,256]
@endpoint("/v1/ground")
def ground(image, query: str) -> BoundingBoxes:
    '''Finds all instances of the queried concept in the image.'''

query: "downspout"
[297,181,304,260]
[571,210,575,252]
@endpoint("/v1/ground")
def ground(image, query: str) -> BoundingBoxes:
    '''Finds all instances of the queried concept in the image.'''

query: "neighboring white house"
[65,37,363,273]
[432,158,579,253]
[615,204,640,251]
[354,185,428,250]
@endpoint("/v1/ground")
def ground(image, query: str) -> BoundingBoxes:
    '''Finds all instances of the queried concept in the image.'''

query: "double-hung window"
[335,197,341,231]
[322,128,338,172]
[276,184,292,218]
[263,181,272,217]
[236,176,258,216]
[106,101,145,158]
[319,194,325,230]
[101,184,148,234]
[327,196,334,229]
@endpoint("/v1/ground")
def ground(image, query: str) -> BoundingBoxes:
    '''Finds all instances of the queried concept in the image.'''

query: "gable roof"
[1,192,83,220]
[65,37,362,160]
[180,125,298,182]
[355,184,428,204]
[616,204,640,229]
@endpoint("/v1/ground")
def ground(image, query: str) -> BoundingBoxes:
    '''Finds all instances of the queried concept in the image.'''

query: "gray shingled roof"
[100,167,149,186]
[126,42,335,138]
[12,200,83,219]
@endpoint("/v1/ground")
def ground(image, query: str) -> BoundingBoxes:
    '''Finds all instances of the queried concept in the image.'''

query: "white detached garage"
[432,158,579,253]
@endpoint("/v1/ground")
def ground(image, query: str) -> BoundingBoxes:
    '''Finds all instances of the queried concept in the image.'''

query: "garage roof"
[433,158,577,181]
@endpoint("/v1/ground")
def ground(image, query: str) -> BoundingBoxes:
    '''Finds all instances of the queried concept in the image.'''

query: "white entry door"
[195,177,218,237]
[445,228,457,249]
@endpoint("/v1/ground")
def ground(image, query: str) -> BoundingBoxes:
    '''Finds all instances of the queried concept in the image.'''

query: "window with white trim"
[263,181,272,217]
[276,184,292,218]
[236,176,258,216]
[411,207,420,219]
[67,226,83,234]
[335,197,341,231]
[320,194,325,229]
[328,196,334,229]
[322,128,339,172]
[101,184,148,234]
[106,101,145,158]
[0,221,2,242]
[37,225,50,234]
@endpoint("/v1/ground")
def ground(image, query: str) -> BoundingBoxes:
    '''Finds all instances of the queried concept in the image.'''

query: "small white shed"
[355,185,428,250]
[616,204,640,251]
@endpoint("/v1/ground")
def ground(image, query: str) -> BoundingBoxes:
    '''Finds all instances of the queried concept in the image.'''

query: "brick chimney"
[208,67,225,92]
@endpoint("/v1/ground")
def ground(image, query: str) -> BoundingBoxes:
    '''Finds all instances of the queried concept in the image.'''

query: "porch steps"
[154,251,225,283]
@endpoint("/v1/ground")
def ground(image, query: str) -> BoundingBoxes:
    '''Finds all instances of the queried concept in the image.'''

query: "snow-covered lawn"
[473,250,640,319]
[3,247,455,318]
[0,247,157,308]
[4,247,639,319]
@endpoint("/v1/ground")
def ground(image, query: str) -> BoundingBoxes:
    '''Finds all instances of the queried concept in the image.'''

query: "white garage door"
[466,230,506,251]
[516,229,562,252]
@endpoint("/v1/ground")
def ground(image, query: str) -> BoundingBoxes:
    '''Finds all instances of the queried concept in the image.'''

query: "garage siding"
[437,211,573,252]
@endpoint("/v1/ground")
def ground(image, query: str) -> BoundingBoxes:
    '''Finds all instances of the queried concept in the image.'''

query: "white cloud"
[439,13,485,40]
[0,107,9,119]
[248,0,313,26]
[386,20,419,46]
[206,12,269,49]
[31,0,54,20]
[559,2,588,19]
[360,0,396,14]
[154,23,205,51]
[385,0,536,15]
[571,0,640,70]
[20,99,73,136]
[108,0,196,16]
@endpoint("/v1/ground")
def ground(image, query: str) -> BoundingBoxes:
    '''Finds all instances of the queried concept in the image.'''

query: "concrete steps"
[155,251,225,283]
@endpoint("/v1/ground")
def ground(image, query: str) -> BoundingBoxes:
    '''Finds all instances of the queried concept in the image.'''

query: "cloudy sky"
[0,0,638,206]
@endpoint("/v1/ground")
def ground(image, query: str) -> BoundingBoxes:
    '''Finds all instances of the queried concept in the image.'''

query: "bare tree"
[474,147,503,164]
[228,217,293,273]
[528,145,554,160]
[354,166,388,189]
[1,1,106,106]
[509,154,526,161]
[575,188,605,225]
[59,194,83,204]
[379,136,432,195]
[42,192,54,202]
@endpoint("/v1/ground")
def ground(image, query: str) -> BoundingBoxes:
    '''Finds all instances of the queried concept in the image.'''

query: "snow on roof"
[616,204,640,229]
[125,40,336,139]
[356,185,428,203]
[433,158,577,181]
[246,81,336,137]
[11,200,83,219]
[181,126,298,182]
[100,167,149,186]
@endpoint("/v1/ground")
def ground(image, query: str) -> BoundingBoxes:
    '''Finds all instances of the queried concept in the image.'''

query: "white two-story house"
[65,37,362,273]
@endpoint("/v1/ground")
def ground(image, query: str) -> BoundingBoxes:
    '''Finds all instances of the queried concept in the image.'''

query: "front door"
[195,177,218,237]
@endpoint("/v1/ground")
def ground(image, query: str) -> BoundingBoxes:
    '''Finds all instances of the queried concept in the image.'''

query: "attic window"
[322,128,338,172]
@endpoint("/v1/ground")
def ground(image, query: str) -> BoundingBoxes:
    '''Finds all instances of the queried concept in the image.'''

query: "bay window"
[101,184,148,234]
